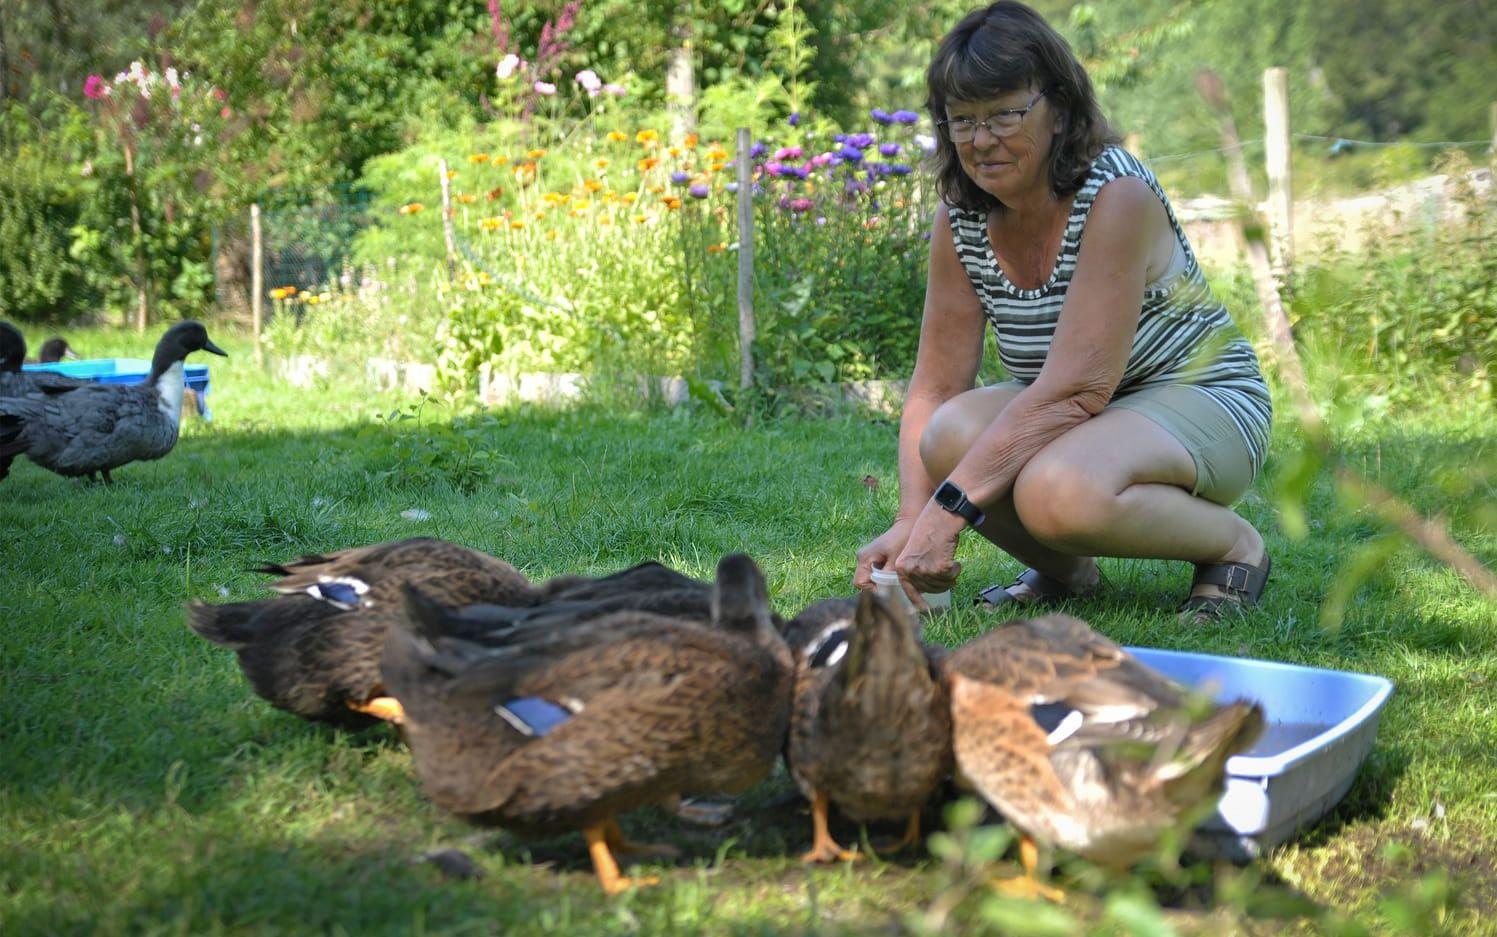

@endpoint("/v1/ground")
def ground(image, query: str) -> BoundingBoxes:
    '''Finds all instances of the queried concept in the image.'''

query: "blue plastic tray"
[23,358,214,419]
[1127,647,1394,860]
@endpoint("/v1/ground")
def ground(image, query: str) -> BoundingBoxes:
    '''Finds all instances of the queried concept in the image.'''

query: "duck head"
[37,337,77,362]
[710,553,778,643]
[148,320,228,383]
[837,588,926,695]
[0,322,24,372]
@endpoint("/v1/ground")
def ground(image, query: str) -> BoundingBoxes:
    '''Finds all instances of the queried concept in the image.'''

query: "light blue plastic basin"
[1126,646,1394,860]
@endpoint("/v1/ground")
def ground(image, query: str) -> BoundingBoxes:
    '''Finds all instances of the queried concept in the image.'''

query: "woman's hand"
[893,502,968,594]
[853,517,918,591]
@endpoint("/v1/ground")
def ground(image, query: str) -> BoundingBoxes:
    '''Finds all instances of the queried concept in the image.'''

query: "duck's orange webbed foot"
[348,695,405,724]
[799,792,860,863]
[584,822,662,895]
[988,833,1065,902]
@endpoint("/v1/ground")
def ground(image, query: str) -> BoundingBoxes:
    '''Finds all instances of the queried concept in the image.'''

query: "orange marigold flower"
[582,178,603,192]
[635,129,659,144]
[468,153,490,163]
[446,170,458,179]
[662,196,681,210]
[486,186,504,200]
[647,183,665,194]
[480,217,503,231]
[684,132,700,148]
[593,158,610,170]
[527,149,547,159]
[707,146,728,161]
[706,243,725,253]
[510,219,526,229]
[621,192,637,203]
[632,214,648,224]
[399,202,425,215]
[637,156,660,172]
[667,146,682,158]
[455,193,477,203]
[607,130,629,142]
[492,155,511,166]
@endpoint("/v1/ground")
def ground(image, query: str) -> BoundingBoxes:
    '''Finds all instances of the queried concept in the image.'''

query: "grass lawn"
[3,327,1493,935]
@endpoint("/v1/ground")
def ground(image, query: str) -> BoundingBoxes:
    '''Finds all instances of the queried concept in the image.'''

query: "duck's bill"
[64,349,79,359]
[204,340,228,357]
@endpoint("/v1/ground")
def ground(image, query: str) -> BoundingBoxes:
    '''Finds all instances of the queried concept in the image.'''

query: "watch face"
[934,481,963,510]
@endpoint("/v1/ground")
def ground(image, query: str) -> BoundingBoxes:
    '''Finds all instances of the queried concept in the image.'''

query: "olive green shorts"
[1104,383,1257,506]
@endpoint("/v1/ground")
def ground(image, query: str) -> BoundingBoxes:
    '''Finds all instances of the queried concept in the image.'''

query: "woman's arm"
[852,208,987,589]
[894,176,1170,590]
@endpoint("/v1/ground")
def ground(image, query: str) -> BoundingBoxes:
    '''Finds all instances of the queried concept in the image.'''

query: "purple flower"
[787,111,801,126]
[749,141,768,158]
[670,170,691,185]
[888,163,913,176]
[837,145,865,162]
[870,108,892,124]
[763,161,785,177]
[787,165,811,179]
[845,180,869,195]
[879,142,901,157]
[833,133,847,143]
[773,146,803,161]
[688,183,710,199]
[809,152,834,168]
[845,132,875,149]
[892,110,921,124]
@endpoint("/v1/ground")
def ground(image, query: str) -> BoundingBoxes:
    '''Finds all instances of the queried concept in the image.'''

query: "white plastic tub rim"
[1124,646,1396,777]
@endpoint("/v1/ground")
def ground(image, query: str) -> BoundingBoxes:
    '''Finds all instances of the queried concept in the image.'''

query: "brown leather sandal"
[1178,553,1271,622]
[975,567,1102,610]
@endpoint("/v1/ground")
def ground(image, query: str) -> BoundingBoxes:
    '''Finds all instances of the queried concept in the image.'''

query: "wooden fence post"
[735,128,755,391]
[437,158,457,281]
[1263,67,1293,280]
[250,203,263,361]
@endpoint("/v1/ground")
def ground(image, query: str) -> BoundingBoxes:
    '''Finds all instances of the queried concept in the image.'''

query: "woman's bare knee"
[919,385,1020,482]
[1012,456,1118,549]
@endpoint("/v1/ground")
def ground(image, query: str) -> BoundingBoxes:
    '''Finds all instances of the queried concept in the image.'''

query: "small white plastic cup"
[870,566,951,615]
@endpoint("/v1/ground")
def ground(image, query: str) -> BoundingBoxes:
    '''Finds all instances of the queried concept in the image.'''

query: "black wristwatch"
[933,480,986,527]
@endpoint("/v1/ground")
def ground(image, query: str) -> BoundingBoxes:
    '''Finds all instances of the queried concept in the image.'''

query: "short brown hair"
[925,2,1118,212]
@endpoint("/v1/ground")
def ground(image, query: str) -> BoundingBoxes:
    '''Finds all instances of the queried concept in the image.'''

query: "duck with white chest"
[0,320,226,484]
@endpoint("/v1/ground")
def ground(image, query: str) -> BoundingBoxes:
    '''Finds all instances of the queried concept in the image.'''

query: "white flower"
[401,508,432,521]
[915,133,937,153]
[165,67,180,89]
[496,54,522,80]
[575,69,602,97]
[533,81,556,96]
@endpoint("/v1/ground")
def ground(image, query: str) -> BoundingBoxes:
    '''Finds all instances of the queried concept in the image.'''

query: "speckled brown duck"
[942,614,1263,901]
[380,553,794,895]
[782,591,951,863]
[187,537,542,729]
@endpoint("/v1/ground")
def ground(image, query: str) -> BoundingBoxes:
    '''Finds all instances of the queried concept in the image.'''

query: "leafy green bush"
[1290,151,1495,406]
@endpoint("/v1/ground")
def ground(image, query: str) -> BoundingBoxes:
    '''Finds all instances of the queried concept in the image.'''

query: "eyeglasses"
[938,90,1047,143]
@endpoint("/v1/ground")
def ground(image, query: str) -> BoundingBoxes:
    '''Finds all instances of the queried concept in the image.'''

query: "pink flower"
[575,69,602,97]
[220,106,232,118]
[83,75,107,100]
[603,83,626,97]
[533,81,557,96]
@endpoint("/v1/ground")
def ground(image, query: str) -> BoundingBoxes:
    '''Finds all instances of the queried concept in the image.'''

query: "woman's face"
[945,87,1057,205]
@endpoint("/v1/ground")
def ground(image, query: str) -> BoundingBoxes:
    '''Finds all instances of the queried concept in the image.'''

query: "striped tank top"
[948,145,1272,474]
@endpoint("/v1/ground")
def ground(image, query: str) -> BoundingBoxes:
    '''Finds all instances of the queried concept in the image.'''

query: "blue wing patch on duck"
[496,696,579,736]
[307,576,370,610]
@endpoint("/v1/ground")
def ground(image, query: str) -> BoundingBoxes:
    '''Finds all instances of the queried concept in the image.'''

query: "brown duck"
[187,537,541,728]
[782,591,951,863]
[943,614,1263,901]
[380,553,794,895]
